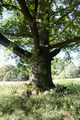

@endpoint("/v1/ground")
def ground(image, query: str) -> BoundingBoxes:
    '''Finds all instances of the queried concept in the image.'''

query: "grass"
[0,80,80,120]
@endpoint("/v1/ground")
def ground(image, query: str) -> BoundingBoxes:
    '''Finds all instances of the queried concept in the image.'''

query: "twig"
[64,48,75,65]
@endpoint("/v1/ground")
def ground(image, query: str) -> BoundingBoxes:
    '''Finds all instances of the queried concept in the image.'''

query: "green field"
[0,80,80,120]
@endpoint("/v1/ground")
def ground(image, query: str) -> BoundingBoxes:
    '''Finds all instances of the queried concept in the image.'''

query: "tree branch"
[64,48,74,64]
[50,2,80,27]
[50,48,61,60]
[50,18,76,42]
[1,3,21,11]
[33,0,38,23]
[49,37,80,49]
[2,32,32,38]
[49,0,53,3]
[0,33,32,58]
[17,0,33,25]
[17,0,39,50]
[50,8,74,27]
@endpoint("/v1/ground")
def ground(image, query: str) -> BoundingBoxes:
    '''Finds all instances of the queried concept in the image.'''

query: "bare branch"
[64,48,74,64]
[0,33,32,58]
[49,37,80,49]
[65,48,71,59]
[50,18,76,42]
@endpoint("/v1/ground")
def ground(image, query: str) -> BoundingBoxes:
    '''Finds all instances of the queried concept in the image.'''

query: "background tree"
[77,64,80,77]
[51,58,68,78]
[0,64,29,81]
[59,63,77,79]
[0,65,14,81]
[3,69,29,81]
[51,57,80,79]
[17,72,29,81]
[0,0,80,90]
[3,70,17,81]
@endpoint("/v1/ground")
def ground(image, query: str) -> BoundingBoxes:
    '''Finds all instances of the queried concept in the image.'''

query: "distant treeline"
[51,58,80,79]
[0,65,29,81]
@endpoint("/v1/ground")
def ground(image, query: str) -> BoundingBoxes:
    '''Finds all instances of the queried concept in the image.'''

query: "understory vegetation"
[0,80,80,120]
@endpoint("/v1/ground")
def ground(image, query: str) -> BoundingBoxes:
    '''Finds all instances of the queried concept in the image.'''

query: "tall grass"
[0,80,80,120]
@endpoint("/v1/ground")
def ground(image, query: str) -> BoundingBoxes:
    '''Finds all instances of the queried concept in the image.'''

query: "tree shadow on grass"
[0,95,29,115]
[0,94,43,116]
[54,82,80,96]
[0,82,80,119]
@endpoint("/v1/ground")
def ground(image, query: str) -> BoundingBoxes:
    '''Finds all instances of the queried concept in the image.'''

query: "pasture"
[0,80,80,120]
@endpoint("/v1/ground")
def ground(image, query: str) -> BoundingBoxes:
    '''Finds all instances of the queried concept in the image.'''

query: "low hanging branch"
[0,33,32,58]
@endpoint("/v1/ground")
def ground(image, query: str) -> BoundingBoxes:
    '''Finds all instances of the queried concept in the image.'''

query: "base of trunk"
[30,56,55,90]
[30,76,55,91]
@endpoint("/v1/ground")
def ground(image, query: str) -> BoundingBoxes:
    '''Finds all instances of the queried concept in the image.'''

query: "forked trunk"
[30,48,55,90]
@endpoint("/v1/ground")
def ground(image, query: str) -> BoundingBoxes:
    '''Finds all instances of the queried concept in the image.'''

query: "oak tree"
[0,0,80,90]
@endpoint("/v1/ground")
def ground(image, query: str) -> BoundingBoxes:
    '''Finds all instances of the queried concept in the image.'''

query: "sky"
[57,51,78,66]
[0,47,16,68]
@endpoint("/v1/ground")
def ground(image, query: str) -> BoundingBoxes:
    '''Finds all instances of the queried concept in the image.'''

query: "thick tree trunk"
[30,48,55,90]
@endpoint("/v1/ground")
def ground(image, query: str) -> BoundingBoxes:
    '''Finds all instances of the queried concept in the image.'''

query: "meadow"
[0,80,80,120]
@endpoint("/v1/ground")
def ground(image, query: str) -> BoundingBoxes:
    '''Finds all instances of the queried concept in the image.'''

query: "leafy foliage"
[0,0,80,55]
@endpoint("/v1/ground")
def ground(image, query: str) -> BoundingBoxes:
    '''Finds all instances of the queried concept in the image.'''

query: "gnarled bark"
[30,48,55,90]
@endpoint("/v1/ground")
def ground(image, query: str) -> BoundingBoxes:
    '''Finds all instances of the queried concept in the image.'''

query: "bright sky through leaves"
[0,6,79,68]
[0,49,15,68]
